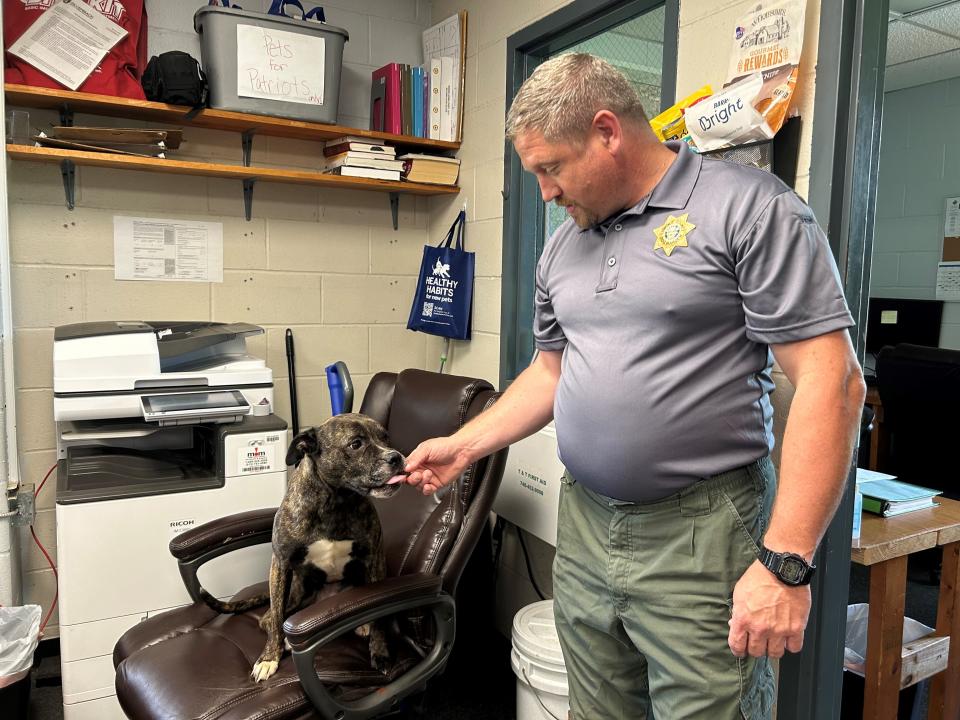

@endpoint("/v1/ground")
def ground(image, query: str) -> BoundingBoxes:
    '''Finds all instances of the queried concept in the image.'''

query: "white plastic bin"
[512,600,569,720]
[843,602,935,675]
[193,6,348,123]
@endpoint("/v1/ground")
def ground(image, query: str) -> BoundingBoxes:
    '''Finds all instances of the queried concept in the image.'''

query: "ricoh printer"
[52,321,289,720]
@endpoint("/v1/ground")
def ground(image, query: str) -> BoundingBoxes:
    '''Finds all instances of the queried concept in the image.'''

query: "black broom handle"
[285,328,299,436]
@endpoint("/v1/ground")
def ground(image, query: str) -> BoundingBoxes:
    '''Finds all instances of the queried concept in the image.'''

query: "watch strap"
[759,545,816,586]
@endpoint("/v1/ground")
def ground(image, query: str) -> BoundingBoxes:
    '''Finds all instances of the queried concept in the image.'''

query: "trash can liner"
[0,605,41,688]
[843,602,934,676]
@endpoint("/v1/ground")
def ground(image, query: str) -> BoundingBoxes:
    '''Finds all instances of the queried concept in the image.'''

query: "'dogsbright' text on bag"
[407,210,473,340]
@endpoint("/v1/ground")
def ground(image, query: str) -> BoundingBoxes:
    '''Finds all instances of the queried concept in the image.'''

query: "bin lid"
[194,6,349,40]
[512,600,565,667]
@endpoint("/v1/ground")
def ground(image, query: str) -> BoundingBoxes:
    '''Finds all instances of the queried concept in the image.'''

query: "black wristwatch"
[759,545,816,586]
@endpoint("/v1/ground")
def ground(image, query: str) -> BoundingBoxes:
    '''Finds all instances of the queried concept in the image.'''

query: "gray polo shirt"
[534,141,854,502]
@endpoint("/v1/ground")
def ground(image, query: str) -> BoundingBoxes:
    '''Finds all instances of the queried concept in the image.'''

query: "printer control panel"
[141,389,250,426]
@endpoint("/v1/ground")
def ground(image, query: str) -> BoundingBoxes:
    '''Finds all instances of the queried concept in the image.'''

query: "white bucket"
[511,600,569,720]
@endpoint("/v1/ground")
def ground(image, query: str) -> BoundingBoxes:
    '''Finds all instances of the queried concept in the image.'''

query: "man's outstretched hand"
[396,436,473,495]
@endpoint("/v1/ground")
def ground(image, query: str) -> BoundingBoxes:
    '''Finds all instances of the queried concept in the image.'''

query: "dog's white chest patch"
[305,539,353,581]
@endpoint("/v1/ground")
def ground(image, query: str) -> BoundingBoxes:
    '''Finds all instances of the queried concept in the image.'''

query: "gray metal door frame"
[777,0,887,716]
[500,0,678,389]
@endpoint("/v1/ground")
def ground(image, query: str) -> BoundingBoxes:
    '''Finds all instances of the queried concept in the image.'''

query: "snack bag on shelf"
[687,73,775,152]
[649,85,712,145]
[688,0,805,152]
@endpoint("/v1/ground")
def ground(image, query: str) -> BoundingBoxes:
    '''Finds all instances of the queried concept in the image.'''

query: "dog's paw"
[355,623,371,638]
[371,651,391,674]
[251,659,279,683]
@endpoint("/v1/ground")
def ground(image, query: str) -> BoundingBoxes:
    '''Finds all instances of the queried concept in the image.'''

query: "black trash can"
[840,671,924,719]
[0,669,33,720]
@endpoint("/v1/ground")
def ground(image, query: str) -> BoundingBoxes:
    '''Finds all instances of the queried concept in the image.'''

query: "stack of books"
[32,126,182,158]
[398,153,460,185]
[322,136,403,181]
[857,469,942,517]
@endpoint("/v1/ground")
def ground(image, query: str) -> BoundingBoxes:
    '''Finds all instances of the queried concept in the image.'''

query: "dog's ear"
[285,429,319,467]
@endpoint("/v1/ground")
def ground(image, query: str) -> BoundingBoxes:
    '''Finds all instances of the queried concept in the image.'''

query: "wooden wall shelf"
[5,84,462,226]
[5,84,460,153]
[6,145,459,196]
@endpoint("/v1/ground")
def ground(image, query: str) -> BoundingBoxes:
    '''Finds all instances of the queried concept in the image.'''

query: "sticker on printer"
[239,442,277,474]
[169,518,197,541]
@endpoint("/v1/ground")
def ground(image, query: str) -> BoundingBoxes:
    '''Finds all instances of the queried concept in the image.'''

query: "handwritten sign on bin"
[236,24,325,106]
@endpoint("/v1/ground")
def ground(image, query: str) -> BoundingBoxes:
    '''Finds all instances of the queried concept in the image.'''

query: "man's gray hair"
[505,53,648,142]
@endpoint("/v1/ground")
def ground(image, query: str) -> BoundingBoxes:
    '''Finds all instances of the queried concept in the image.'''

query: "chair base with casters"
[113,369,508,720]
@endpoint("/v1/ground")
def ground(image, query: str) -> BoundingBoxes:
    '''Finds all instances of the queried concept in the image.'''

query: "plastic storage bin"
[841,603,932,719]
[193,6,348,123]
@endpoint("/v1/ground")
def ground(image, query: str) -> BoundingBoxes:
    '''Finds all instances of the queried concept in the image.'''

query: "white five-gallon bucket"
[511,600,569,720]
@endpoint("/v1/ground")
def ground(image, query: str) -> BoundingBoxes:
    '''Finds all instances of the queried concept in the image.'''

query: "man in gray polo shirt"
[401,54,866,719]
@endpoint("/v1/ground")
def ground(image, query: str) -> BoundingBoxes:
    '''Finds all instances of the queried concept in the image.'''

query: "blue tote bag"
[407,210,473,340]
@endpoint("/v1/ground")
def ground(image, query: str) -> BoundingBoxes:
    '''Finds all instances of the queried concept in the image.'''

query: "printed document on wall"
[114,216,223,283]
[937,262,960,302]
[945,197,960,238]
[8,0,127,90]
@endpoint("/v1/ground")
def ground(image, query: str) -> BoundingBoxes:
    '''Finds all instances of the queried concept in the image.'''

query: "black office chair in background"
[876,343,960,500]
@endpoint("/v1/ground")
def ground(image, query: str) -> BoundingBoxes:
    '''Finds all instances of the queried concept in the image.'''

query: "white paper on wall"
[114,216,223,283]
[236,24,324,106]
[936,262,960,302]
[946,197,960,238]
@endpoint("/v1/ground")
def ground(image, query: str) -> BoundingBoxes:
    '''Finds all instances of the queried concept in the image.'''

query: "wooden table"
[851,497,960,719]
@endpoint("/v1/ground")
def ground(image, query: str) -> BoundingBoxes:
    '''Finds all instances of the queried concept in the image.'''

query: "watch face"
[779,557,807,584]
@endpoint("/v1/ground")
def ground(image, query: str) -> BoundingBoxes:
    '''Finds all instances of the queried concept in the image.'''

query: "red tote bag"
[4,0,149,99]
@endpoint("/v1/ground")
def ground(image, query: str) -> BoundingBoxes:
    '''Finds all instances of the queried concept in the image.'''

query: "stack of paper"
[857,469,942,517]
[33,126,182,158]
[322,136,401,180]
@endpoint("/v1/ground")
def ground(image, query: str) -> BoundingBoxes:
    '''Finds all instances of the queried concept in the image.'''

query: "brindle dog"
[200,413,406,682]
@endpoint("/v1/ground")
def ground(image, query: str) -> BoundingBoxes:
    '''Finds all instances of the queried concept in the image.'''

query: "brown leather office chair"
[113,369,507,720]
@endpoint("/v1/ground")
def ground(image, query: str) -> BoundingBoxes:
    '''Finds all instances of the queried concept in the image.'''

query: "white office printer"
[52,321,289,720]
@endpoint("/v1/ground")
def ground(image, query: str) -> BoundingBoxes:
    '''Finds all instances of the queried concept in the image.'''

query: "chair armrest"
[283,572,442,649]
[168,508,277,602]
[169,508,277,560]
[285,573,454,720]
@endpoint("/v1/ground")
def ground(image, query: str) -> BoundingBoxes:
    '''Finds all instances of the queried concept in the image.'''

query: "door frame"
[777,0,887,716]
[499,0,678,388]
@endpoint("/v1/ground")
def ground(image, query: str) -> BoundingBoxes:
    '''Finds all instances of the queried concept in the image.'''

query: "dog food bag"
[725,0,806,139]
[649,85,712,144]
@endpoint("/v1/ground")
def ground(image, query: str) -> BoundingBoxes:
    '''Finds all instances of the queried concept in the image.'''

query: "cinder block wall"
[10,0,446,638]
[871,76,960,349]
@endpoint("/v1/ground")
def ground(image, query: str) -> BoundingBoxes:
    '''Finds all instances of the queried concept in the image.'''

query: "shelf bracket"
[243,179,256,221]
[60,160,76,210]
[389,192,400,231]
[59,103,74,128]
[241,130,255,167]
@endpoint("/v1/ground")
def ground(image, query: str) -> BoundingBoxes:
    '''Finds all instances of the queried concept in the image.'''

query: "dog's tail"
[199,589,269,614]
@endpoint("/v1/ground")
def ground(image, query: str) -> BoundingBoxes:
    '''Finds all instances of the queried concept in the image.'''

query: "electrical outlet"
[11,485,35,527]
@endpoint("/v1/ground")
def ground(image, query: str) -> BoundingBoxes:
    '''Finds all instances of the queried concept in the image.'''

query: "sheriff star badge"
[653,213,696,257]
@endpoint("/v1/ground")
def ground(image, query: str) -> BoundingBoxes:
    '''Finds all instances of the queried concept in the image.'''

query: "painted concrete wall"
[9,0,438,638]
[871,76,960,349]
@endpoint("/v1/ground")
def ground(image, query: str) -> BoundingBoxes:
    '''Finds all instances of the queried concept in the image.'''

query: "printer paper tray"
[58,450,221,504]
